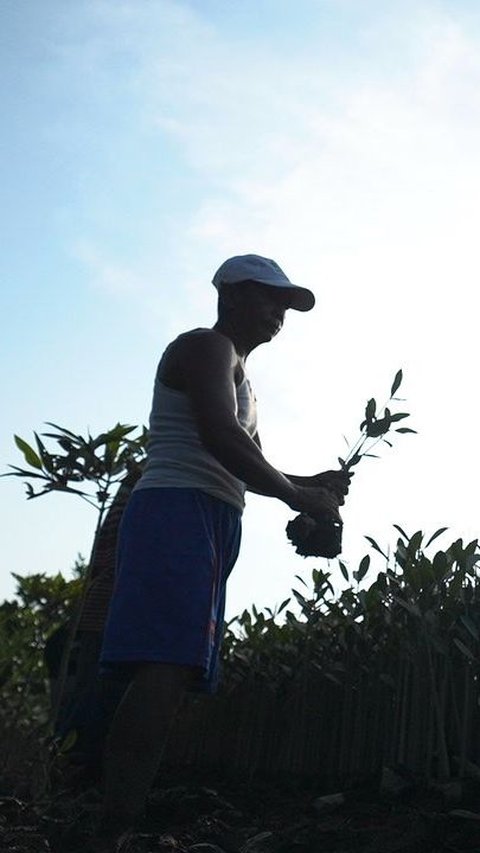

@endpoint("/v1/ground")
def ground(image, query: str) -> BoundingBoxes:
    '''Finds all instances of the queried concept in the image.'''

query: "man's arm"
[251,429,351,504]
[283,470,352,503]
[175,331,340,520]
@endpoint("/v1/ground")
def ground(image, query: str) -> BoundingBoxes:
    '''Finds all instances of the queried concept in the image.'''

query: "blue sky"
[2,0,480,617]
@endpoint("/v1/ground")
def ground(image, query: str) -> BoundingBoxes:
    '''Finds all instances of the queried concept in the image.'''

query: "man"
[93,254,349,851]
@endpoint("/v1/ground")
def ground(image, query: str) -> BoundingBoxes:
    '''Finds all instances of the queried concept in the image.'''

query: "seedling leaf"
[14,436,42,470]
[391,369,403,396]
[425,527,448,548]
[365,398,376,422]
[365,535,388,558]
[354,554,371,583]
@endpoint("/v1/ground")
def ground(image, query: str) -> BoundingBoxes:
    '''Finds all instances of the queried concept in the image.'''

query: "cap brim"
[254,280,315,312]
[287,287,315,312]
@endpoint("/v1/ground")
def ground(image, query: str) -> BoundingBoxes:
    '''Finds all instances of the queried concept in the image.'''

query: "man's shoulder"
[160,328,238,388]
[171,328,236,357]
[175,326,228,342]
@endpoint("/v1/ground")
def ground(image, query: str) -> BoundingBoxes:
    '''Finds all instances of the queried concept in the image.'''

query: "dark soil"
[2,768,480,853]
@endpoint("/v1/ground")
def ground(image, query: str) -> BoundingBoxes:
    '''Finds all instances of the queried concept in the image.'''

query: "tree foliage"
[0,560,85,734]
[6,422,147,508]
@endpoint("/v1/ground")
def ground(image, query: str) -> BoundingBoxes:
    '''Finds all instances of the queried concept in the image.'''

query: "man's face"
[236,280,291,344]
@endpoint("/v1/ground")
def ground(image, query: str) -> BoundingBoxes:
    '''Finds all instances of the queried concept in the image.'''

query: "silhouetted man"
[93,254,349,851]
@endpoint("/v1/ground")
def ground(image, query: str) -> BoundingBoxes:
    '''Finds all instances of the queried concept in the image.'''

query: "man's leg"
[95,661,195,847]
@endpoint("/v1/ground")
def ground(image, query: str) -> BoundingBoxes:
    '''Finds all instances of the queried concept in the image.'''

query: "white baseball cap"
[212,254,315,312]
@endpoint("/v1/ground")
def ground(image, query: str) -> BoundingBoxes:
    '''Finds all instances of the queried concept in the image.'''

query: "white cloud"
[73,239,147,297]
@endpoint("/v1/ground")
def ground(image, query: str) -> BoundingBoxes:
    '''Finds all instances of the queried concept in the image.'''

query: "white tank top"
[134,370,258,513]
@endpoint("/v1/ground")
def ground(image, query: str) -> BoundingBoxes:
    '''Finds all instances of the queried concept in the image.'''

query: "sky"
[1,0,480,620]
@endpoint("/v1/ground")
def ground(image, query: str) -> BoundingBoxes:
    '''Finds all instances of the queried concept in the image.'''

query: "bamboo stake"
[459,663,472,779]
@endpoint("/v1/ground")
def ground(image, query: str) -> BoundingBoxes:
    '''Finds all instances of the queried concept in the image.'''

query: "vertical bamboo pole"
[459,663,472,779]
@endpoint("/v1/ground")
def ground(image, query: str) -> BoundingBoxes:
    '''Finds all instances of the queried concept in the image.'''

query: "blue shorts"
[100,487,242,693]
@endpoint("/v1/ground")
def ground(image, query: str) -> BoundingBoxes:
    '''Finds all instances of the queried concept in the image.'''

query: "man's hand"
[285,469,352,505]
[291,484,342,522]
[299,469,352,505]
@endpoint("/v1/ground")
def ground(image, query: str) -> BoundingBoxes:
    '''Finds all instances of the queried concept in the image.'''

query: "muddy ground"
[2,767,480,852]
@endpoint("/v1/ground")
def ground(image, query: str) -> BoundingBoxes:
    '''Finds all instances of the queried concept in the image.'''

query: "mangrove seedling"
[286,369,416,558]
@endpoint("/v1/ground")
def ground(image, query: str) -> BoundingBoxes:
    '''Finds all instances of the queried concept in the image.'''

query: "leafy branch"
[338,369,416,471]
[4,422,148,510]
